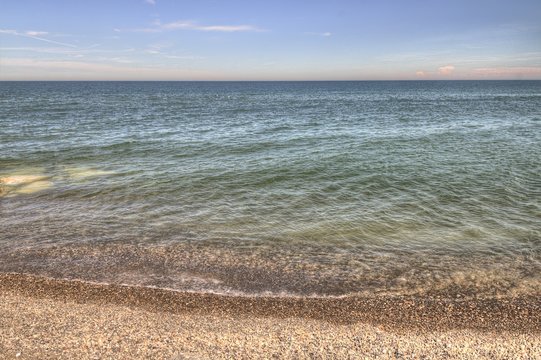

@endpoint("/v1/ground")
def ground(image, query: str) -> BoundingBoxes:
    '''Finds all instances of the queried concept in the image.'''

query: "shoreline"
[2,272,540,358]
[1,272,540,333]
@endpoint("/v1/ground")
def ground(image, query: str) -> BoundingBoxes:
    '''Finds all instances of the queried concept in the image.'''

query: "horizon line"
[2,79,540,82]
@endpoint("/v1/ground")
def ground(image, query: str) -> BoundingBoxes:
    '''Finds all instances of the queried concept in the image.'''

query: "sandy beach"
[1,273,540,359]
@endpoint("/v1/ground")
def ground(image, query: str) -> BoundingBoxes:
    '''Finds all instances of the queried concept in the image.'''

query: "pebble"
[0,273,539,359]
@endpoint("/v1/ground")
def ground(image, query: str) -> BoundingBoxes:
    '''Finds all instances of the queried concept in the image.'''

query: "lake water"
[1,81,540,298]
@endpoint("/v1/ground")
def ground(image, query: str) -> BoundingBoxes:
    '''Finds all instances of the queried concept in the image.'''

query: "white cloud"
[144,0,156,4]
[25,31,48,36]
[438,65,455,76]
[414,65,454,78]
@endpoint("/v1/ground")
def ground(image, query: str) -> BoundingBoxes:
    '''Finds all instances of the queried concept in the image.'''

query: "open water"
[1,81,540,297]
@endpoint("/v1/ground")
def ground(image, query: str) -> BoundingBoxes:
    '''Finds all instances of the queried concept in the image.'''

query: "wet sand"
[1,273,540,358]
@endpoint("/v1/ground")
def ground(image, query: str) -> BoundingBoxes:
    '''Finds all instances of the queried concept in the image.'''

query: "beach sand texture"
[1,273,540,359]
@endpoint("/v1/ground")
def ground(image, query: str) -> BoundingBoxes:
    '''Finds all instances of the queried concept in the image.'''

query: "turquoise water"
[1,81,540,297]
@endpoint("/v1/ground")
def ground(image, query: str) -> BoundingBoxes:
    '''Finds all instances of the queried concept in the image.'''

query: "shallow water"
[1,81,540,297]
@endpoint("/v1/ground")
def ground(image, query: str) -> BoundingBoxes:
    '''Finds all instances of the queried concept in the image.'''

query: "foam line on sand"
[1,273,540,358]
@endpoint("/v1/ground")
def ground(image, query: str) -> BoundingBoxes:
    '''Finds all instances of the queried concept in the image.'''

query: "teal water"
[1,81,540,297]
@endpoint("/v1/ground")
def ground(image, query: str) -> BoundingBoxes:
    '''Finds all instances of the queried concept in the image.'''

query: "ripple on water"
[0,80,540,297]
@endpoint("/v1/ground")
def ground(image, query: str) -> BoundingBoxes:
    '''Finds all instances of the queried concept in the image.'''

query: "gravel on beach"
[1,273,540,359]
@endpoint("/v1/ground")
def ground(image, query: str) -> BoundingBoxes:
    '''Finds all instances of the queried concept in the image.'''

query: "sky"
[1,0,540,80]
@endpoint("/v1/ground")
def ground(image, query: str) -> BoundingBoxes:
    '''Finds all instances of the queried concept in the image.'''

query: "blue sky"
[1,0,540,80]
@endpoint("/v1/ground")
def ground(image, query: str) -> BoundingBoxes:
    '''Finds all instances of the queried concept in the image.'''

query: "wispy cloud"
[164,54,204,60]
[144,49,204,60]
[0,46,134,56]
[115,27,161,33]
[25,30,48,36]
[161,20,263,32]
[0,29,77,48]
[99,57,135,64]
[144,42,204,60]
[144,0,156,5]
[0,57,215,80]
[117,20,263,33]
[305,32,332,37]
[1,44,200,64]
[197,24,260,32]
[472,67,541,78]
[0,57,127,71]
